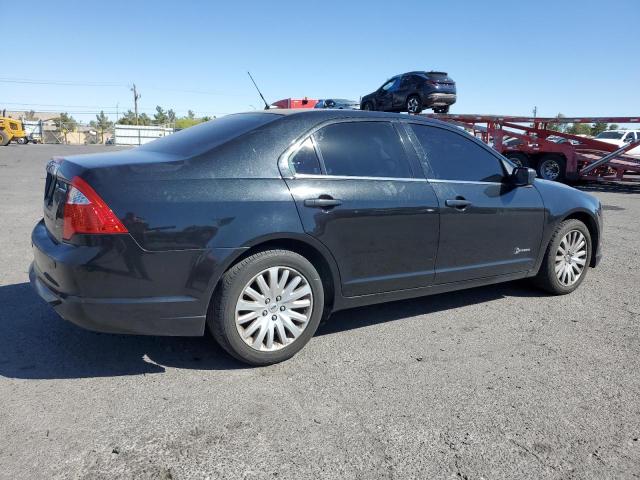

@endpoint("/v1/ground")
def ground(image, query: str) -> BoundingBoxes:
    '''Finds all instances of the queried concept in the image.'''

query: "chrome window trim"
[286,173,428,182]
[425,178,503,185]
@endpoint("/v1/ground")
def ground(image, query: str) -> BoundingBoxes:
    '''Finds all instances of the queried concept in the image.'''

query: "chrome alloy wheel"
[555,230,587,286]
[235,266,313,352]
[407,97,420,113]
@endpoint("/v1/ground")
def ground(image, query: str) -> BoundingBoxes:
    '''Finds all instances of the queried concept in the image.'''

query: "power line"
[0,77,246,96]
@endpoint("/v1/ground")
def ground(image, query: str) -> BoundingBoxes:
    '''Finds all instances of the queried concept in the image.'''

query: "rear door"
[282,120,440,297]
[405,122,544,284]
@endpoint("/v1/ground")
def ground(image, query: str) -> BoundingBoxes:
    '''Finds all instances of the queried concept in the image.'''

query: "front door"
[375,78,398,111]
[406,122,545,284]
[283,120,440,297]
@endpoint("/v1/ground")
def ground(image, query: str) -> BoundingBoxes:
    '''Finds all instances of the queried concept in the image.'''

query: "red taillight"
[62,176,128,240]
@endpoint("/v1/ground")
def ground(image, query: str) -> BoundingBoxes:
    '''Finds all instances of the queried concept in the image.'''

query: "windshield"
[596,131,624,139]
[140,113,282,156]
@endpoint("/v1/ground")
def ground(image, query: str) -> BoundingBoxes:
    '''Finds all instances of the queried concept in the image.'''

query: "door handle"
[445,198,472,210]
[304,197,342,208]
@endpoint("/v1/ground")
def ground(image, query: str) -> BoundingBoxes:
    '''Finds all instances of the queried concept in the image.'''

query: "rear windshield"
[596,131,624,139]
[425,72,449,80]
[140,112,282,156]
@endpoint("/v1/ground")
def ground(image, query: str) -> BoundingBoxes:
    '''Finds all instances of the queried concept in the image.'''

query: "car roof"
[250,108,443,124]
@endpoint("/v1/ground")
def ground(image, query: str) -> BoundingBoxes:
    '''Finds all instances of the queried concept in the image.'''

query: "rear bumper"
[30,219,243,336]
[30,262,205,335]
[425,93,456,106]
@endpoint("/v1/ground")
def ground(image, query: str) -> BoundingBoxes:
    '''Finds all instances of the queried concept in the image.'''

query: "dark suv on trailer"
[361,71,456,114]
[30,109,601,366]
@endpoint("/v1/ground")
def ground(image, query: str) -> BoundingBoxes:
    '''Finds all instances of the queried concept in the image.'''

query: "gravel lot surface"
[1,144,639,479]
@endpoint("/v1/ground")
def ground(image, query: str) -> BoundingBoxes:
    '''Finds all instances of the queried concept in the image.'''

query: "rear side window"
[289,137,322,175]
[139,112,281,157]
[409,124,504,182]
[314,122,412,178]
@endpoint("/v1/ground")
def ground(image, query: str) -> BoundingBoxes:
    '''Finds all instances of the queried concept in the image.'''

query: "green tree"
[138,113,151,126]
[187,110,195,120]
[547,113,566,133]
[53,112,77,144]
[90,111,113,144]
[175,117,203,129]
[167,109,176,123]
[608,124,619,130]
[566,123,591,136]
[117,110,137,125]
[153,106,168,125]
[24,110,37,121]
[590,123,608,137]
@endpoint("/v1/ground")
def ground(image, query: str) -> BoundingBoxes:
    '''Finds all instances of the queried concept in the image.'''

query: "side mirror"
[512,166,536,186]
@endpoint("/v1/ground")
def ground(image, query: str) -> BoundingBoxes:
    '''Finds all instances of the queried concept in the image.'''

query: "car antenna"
[247,71,270,110]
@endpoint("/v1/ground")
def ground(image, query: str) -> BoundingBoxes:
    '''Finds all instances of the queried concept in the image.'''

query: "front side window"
[289,137,322,175]
[381,78,398,92]
[313,122,412,178]
[409,124,504,182]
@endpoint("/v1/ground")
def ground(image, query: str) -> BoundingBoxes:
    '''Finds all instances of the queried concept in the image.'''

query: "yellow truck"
[0,117,28,145]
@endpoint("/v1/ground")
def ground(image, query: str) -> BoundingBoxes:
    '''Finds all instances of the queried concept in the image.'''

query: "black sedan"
[30,110,602,365]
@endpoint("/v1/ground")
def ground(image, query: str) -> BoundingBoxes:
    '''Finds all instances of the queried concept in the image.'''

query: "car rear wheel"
[209,249,325,366]
[537,154,566,182]
[406,95,422,114]
[506,152,531,168]
[362,102,374,111]
[433,106,449,114]
[532,219,591,295]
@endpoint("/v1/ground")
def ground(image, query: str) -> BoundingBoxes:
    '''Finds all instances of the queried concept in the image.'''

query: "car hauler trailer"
[423,114,640,182]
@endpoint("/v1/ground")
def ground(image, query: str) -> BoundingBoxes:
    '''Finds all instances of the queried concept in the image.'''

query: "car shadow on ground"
[575,180,640,195]
[0,280,546,380]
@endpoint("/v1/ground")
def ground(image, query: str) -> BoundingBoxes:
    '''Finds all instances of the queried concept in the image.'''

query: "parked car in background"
[271,98,318,109]
[30,109,602,366]
[594,130,640,155]
[360,71,456,114]
[314,99,360,110]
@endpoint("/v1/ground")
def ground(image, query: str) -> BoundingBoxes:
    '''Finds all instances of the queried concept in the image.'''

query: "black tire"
[406,95,422,114]
[208,249,325,366]
[16,137,28,144]
[0,130,9,146]
[532,219,591,295]
[433,106,450,114]
[362,101,374,111]
[506,152,531,168]
[537,154,566,182]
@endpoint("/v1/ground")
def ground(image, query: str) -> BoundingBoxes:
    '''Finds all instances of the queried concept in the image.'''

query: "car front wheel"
[362,102,374,111]
[209,249,325,365]
[532,219,591,295]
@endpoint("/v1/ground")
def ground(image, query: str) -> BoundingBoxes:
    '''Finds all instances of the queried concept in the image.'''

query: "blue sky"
[3,0,639,123]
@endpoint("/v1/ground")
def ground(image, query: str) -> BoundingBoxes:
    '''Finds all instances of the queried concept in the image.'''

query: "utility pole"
[131,83,141,125]
[532,106,537,119]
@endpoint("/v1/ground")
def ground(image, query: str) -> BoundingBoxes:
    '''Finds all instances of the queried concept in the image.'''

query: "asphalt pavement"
[1,144,639,479]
